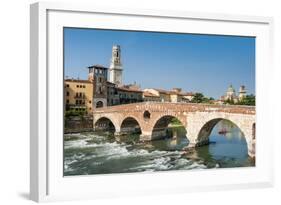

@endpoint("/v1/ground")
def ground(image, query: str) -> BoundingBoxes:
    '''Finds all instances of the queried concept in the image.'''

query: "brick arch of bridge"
[93,114,121,133]
[138,111,187,141]
[93,112,146,134]
[93,110,187,139]
[186,111,256,157]
[119,115,143,134]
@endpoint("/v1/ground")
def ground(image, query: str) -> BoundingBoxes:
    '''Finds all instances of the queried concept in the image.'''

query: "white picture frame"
[30,2,274,202]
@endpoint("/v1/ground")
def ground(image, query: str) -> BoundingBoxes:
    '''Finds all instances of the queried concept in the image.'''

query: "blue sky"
[64,28,255,99]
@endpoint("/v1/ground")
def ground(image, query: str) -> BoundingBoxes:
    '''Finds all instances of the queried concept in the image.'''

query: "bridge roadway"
[93,102,256,157]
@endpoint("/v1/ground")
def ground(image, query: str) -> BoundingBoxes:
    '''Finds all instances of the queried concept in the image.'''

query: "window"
[66,84,69,87]
[96,101,103,108]
[83,85,86,88]
[75,100,79,105]
[66,99,69,104]
[80,85,82,88]
[66,91,69,96]
[99,77,102,83]
[99,87,102,94]
[75,93,78,97]
[143,110,151,119]
[89,101,91,104]
[76,85,79,88]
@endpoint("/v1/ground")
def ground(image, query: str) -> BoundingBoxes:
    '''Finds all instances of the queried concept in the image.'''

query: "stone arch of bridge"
[189,115,255,157]
[141,113,187,141]
[120,116,142,135]
[93,116,119,133]
[196,118,246,146]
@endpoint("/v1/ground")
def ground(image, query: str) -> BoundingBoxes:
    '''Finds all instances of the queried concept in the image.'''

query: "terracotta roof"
[106,81,117,85]
[64,79,92,84]
[87,64,108,69]
[152,88,171,94]
[143,91,159,97]
[181,92,194,96]
[151,88,194,96]
[117,86,143,93]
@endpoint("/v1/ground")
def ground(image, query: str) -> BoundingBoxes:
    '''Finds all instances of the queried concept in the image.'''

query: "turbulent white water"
[64,133,208,175]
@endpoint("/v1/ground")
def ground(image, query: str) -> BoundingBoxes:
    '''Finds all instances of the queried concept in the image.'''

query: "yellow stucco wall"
[64,80,93,114]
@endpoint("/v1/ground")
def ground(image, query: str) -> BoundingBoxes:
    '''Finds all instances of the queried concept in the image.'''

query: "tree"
[238,95,255,106]
[225,98,235,105]
[191,93,214,104]
[191,93,204,103]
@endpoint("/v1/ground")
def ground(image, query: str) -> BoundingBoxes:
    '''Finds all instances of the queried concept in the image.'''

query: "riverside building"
[64,45,194,113]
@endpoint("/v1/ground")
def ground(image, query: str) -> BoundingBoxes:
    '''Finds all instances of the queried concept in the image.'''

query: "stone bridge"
[93,102,256,157]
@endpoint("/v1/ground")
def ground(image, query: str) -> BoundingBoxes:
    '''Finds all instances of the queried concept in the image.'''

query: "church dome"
[227,84,235,93]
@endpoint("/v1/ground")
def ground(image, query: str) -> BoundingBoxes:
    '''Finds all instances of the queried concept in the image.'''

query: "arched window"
[143,110,151,119]
[96,101,103,108]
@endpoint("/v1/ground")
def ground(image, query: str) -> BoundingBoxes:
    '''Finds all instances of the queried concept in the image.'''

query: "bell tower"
[109,45,123,86]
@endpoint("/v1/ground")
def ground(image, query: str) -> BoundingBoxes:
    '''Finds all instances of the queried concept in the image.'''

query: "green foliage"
[238,94,255,106]
[225,98,235,105]
[191,93,214,104]
[223,95,255,106]
[191,93,204,103]
[65,109,87,118]
[170,118,182,125]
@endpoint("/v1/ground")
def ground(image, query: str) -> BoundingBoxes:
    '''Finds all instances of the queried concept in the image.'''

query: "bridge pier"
[246,137,255,158]
[114,126,121,136]
[139,133,152,142]
[114,131,122,136]
[186,137,210,148]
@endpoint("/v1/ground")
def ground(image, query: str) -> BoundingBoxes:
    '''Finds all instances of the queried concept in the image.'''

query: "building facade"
[143,91,161,102]
[64,79,93,114]
[88,65,108,109]
[116,86,143,104]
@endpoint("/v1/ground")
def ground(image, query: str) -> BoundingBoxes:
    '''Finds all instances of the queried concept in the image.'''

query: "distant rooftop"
[87,64,108,69]
[64,78,92,84]
[150,88,193,96]
[143,91,159,97]
[117,86,143,93]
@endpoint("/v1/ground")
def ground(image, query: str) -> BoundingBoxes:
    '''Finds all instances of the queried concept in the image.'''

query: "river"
[64,120,255,176]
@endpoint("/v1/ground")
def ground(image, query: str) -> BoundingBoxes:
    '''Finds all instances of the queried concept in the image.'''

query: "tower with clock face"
[109,45,123,86]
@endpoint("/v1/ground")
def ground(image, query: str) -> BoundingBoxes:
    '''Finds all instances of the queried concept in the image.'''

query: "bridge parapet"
[93,102,255,115]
